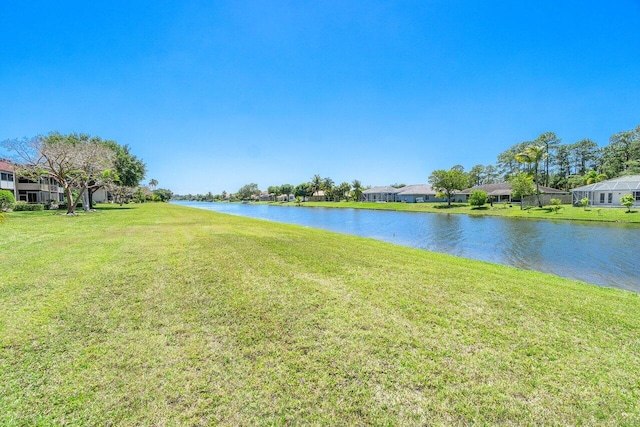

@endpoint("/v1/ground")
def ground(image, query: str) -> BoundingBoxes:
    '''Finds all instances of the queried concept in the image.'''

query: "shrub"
[550,198,562,213]
[579,197,589,210]
[0,189,15,211]
[468,190,488,208]
[13,202,44,211]
[620,194,634,212]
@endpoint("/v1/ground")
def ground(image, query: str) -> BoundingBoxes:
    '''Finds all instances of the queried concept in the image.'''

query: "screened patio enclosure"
[572,175,640,206]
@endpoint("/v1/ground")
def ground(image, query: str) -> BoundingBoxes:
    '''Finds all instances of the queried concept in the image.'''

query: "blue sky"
[1,1,639,194]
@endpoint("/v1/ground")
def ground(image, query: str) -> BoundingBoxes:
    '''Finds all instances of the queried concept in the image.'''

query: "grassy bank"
[263,200,640,223]
[1,203,639,425]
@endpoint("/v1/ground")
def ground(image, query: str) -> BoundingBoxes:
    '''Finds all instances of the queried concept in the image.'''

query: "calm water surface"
[175,201,640,292]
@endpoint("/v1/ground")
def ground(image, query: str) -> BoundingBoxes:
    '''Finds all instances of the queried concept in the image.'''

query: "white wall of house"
[92,188,110,203]
[573,190,640,206]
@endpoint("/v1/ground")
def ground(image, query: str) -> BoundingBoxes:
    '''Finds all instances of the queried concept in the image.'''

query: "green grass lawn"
[1,203,639,425]
[266,200,640,223]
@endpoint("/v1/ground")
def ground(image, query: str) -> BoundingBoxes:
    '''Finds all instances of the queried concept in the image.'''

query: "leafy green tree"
[535,132,561,186]
[601,125,640,177]
[152,188,173,202]
[585,170,607,184]
[334,182,351,201]
[428,168,468,207]
[4,133,116,214]
[322,177,334,201]
[236,183,260,200]
[468,164,485,187]
[280,184,294,201]
[310,174,323,198]
[497,141,531,180]
[483,165,500,184]
[509,173,535,210]
[351,179,363,202]
[620,194,635,212]
[570,139,599,175]
[468,190,488,208]
[515,145,547,207]
[267,185,280,201]
[294,182,311,200]
[552,144,572,189]
[97,142,146,209]
[148,179,158,190]
[0,189,15,211]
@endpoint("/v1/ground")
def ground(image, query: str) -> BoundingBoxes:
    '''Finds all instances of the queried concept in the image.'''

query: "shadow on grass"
[433,203,467,209]
[93,204,136,210]
[470,206,489,211]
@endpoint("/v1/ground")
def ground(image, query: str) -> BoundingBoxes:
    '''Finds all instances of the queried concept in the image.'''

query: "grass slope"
[1,203,639,425]
[267,201,640,223]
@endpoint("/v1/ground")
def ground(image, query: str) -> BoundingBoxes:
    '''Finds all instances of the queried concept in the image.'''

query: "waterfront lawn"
[279,200,640,223]
[1,203,640,425]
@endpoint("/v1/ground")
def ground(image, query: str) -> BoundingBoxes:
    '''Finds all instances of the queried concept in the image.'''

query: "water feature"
[174,201,640,292]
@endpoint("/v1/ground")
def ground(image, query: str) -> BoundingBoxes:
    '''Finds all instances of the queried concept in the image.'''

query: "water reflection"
[174,201,640,292]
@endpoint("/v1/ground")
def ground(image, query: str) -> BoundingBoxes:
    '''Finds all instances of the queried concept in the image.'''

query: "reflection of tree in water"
[496,219,544,270]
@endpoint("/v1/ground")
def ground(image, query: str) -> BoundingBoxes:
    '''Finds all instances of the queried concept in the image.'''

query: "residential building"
[461,182,568,204]
[1,159,65,204]
[362,186,401,202]
[0,159,17,199]
[572,175,640,207]
[396,184,445,203]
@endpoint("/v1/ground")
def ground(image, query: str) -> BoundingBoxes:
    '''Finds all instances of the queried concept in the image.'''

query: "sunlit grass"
[1,203,639,425]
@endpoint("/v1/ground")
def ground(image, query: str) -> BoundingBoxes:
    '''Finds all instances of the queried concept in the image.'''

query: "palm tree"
[515,145,547,207]
[352,179,363,202]
[310,174,322,199]
[322,177,335,201]
[148,179,158,190]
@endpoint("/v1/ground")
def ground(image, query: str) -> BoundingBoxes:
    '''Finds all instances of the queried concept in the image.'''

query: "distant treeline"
[174,124,640,201]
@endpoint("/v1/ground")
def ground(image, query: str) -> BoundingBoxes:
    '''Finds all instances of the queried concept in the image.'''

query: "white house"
[461,182,568,204]
[396,184,445,203]
[362,186,401,202]
[0,159,17,199]
[572,175,640,207]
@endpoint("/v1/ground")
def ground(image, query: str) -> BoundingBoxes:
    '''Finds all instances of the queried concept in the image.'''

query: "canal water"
[174,201,640,292]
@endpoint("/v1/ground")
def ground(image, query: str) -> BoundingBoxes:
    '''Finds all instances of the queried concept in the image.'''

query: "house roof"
[363,186,402,194]
[461,182,566,196]
[396,184,437,195]
[572,175,640,192]
[0,159,15,172]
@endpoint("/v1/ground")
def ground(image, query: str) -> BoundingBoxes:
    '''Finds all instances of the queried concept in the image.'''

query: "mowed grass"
[270,200,640,223]
[1,203,639,425]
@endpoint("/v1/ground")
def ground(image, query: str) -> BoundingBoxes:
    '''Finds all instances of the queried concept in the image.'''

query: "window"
[599,193,605,203]
[635,191,640,201]
[608,193,613,204]
[0,172,13,181]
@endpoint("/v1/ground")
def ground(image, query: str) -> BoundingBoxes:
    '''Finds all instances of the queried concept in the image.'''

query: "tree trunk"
[64,186,75,215]
[88,187,97,209]
[70,186,87,214]
[83,190,90,212]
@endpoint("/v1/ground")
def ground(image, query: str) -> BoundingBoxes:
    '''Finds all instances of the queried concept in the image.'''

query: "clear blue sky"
[2,1,639,194]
